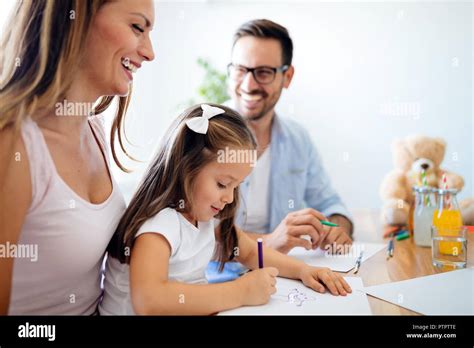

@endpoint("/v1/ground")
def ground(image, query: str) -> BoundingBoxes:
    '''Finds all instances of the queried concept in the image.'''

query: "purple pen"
[257,238,264,269]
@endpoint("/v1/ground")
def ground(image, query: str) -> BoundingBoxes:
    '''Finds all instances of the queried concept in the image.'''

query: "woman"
[0,0,155,314]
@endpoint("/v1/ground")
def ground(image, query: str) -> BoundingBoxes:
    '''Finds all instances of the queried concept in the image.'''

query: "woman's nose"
[139,36,155,62]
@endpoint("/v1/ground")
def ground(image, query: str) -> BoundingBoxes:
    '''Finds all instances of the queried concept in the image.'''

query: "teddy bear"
[380,135,474,227]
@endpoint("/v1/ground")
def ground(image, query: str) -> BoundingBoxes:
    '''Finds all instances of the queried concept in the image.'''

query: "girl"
[101,104,351,315]
[0,0,154,314]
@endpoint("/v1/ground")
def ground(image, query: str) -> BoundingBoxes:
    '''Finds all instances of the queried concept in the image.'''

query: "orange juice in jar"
[432,188,463,255]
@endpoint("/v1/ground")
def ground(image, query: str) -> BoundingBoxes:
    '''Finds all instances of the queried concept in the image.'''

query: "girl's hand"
[236,267,278,306]
[299,266,352,296]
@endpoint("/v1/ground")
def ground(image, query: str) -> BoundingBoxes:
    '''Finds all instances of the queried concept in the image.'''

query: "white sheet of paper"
[288,242,386,272]
[219,277,371,315]
[360,268,474,315]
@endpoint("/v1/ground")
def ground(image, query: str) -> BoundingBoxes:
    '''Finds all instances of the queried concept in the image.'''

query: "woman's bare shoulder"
[0,126,32,232]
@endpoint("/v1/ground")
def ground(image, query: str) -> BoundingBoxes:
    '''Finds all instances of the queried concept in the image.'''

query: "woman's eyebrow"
[130,12,152,28]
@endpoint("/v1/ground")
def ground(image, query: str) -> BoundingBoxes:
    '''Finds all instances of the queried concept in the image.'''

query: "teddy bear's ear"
[391,139,404,153]
[391,138,412,171]
[432,137,446,167]
[434,138,446,148]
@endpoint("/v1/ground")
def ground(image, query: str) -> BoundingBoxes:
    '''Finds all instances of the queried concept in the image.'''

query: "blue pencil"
[354,251,364,274]
[257,238,264,268]
[387,238,394,260]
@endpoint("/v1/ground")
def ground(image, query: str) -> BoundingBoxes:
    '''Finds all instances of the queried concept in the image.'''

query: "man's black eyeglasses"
[227,63,289,84]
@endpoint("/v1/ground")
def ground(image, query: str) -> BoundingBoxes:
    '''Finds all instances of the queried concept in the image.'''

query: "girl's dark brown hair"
[108,103,256,270]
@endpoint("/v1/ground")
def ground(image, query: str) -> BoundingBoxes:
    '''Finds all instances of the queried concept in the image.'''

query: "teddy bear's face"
[411,158,435,176]
[392,135,446,173]
[410,158,438,186]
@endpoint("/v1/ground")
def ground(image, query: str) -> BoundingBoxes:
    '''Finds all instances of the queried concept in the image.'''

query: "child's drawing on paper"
[274,288,316,307]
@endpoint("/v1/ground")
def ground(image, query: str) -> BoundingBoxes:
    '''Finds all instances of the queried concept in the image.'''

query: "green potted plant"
[178,58,229,109]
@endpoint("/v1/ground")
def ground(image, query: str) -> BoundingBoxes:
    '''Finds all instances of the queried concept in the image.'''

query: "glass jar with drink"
[431,188,467,268]
[413,186,436,247]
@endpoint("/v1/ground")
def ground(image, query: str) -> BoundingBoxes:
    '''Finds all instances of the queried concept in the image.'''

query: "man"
[207,19,353,282]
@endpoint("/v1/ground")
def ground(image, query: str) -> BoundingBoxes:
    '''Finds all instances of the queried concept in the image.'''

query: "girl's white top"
[100,208,216,315]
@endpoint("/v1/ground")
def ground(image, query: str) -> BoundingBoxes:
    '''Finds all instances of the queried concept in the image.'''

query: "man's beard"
[246,107,269,122]
[237,91,280,122]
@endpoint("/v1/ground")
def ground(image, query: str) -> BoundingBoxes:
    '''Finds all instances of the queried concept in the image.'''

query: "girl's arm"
[235,228,352,296]
[130,232,276,315]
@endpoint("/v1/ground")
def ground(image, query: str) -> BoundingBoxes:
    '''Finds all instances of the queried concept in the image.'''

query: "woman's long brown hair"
[0,0,134,172]
[108,104,257,270]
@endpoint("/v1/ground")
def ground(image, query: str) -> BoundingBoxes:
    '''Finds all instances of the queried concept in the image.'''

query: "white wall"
[118,0,473,210]
[1,1,472,212]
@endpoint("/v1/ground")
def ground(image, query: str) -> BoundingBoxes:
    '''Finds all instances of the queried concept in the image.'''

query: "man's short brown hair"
[233,19,293,66]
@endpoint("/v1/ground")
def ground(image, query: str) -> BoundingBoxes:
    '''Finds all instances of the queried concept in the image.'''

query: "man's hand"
[318,214,353,253]
[264,208,328,254]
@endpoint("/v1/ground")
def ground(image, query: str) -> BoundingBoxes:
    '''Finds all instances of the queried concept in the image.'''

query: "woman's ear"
[283,65,295,89]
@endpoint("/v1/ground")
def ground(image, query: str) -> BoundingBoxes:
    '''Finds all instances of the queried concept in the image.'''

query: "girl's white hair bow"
[185,104,225,134]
